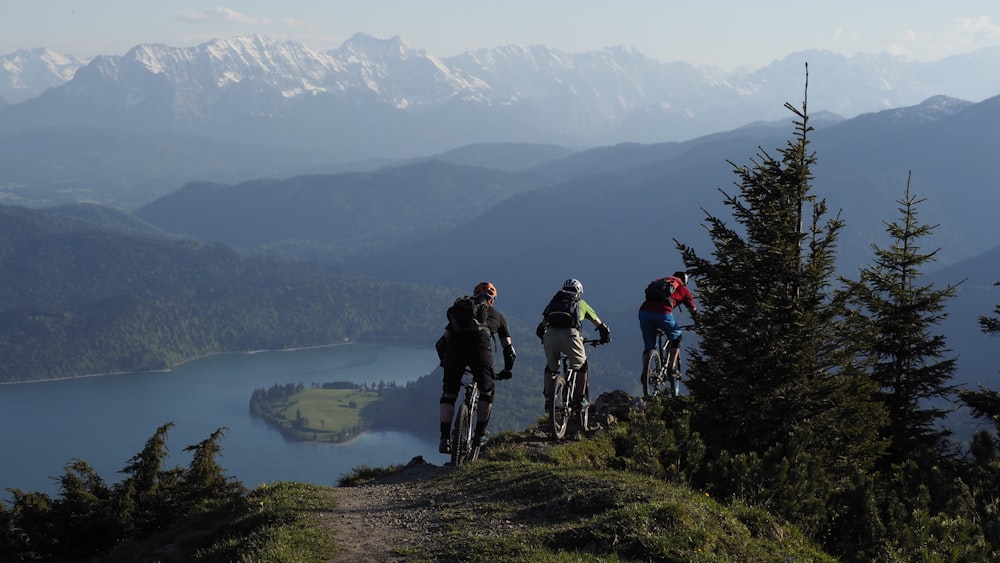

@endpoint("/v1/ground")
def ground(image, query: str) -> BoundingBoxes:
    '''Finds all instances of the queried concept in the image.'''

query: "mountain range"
[1,33,998,409]
[5,34,1000,209]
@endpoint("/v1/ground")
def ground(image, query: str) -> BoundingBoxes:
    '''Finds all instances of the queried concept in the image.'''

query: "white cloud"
[954,15,1000,37]
[175,7,271,26]
[886,43,909,58]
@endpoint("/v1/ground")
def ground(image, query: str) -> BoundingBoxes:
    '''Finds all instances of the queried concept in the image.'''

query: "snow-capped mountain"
[3,33,1000,160]
[0,47,88,104]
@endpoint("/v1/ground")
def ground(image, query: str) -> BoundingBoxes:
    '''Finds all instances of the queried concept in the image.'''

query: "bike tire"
[644,349,665,398]
[451,402,473,467]
[550,376,569,439]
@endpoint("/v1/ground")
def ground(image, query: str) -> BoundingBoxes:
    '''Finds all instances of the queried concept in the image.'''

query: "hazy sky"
[4,1,1000,70]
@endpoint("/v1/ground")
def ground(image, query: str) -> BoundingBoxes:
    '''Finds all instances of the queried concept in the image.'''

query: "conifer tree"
[179,426,246,505]
[956,286,1000,553]
[676,68,884,537]
[842,178,959,466]
[836,177,988,559]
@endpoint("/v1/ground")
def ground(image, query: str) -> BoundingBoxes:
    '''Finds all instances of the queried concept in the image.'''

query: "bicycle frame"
[451,372,481,467]
[549,338,601,439]
[643,324,694,399]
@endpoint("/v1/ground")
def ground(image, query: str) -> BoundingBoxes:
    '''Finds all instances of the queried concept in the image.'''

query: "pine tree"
[676,68,884,538]
[956,285,1000,553]
[842,177,960,467]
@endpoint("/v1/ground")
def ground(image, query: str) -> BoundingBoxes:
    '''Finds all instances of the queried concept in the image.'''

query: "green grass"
[416,460,836,562]
[192,482,336,562]
[267,387,382,442]
[97,482,338,562]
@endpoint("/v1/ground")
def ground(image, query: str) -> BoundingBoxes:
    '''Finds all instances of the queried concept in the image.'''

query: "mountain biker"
[435,281,516,454]
[639,271,698,396]
[536,278,611,414]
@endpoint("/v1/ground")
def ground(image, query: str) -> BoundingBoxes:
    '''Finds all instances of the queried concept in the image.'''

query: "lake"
[0,343,445,500]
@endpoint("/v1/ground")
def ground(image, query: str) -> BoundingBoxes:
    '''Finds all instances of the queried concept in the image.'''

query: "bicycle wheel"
[644,349,665,397]
[451,402,473,467]
[550,375,569,439]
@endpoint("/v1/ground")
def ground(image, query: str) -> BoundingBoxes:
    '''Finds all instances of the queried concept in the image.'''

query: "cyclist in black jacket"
[435,282,516,454]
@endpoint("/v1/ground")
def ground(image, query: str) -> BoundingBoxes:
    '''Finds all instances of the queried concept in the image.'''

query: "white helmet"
[562,278,583,295]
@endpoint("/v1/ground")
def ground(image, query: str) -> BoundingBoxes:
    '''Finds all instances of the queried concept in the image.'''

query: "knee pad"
[479,388,494,405]
[440,395,457,406]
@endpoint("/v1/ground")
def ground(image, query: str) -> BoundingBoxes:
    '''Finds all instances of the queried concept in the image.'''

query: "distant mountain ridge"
[133,159,545,260]
[0,47,88,103]
[4,34,1000,162]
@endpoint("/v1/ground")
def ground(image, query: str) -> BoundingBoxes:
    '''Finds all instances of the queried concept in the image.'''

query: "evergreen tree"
[179,426,246,506]
[836,177,991,560]
[956,285,1000,553]
[841,177,960,468]
[115,422,183,536]
[50,460,117,558]
[676,69,884,540]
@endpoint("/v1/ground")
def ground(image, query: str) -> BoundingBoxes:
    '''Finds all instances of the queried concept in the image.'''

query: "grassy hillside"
[22,419,835,562]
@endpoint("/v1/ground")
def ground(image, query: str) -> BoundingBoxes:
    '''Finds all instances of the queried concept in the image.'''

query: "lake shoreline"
[1,343,443,500]
[0,340,359,386]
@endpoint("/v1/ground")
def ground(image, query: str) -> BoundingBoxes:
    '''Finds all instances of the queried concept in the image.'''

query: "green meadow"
[255,387,382,443]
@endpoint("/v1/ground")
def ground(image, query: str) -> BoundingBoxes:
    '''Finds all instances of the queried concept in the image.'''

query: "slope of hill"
[46,201,169,237]
[134,159,546,260]
[403,141,580,171]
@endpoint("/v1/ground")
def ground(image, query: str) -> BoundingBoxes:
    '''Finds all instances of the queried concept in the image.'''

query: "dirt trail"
[318,456,452,562]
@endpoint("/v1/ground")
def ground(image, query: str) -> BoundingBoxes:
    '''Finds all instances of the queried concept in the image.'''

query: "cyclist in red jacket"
[638,271,698,394]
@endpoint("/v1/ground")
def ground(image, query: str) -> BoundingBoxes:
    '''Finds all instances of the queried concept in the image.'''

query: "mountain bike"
[450,370,482,467]
[550,338,603,440]
[642,324,694,399]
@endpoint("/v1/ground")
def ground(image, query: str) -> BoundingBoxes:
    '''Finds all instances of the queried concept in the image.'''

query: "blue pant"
[638,310,679,351]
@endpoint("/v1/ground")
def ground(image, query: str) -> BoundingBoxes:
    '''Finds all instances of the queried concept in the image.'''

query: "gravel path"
[317,456,452,562]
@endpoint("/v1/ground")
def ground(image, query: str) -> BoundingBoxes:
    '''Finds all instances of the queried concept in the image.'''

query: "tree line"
[0,276,453,383]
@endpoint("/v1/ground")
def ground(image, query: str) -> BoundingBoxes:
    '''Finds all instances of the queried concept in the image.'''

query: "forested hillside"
[0,204,455,382]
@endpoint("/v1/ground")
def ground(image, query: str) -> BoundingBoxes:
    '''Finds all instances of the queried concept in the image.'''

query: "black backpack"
[447,296,490,333]
[544,290,581,329]
[644,278,676,302]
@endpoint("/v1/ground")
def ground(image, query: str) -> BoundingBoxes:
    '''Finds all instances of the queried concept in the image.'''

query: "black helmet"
[672,271,689,285]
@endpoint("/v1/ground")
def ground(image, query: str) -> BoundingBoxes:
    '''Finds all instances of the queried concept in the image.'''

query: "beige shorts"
[543,327,587,372]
